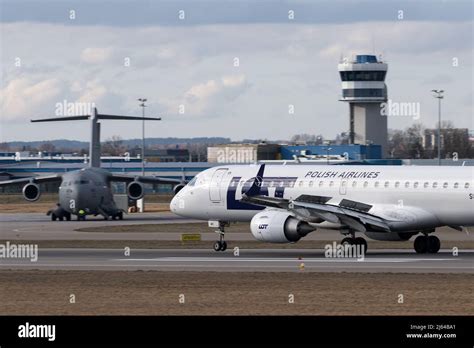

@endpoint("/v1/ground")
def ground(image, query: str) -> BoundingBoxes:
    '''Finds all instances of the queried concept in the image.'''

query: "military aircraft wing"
[108,174,184,185]
[0,174,63,186]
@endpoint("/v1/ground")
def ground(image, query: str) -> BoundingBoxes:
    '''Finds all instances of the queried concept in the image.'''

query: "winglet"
[244,164,265,197]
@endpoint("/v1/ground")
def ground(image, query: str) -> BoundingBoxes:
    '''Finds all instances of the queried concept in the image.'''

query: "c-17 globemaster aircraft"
[0,108,184,220]
[171,164,474,253]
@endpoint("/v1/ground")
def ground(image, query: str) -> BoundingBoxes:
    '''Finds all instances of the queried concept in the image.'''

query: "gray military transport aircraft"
[0,108,185,221]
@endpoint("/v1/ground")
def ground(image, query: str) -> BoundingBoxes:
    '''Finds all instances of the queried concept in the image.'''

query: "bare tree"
[102,135,125,156]
[38,142,56,153]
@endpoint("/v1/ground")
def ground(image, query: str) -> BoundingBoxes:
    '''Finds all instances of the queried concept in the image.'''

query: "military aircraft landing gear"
[51,212,71,221]
[414,234,440,254]
[213,222,229,252]
[111,212,123,220]
[48,204,71,221]
[341,231,368,254]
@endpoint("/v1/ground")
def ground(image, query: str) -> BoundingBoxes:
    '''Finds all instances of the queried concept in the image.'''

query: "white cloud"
[80,47,113,64]
[0,78,63,121]
[0,20,472,141]
[222,74,246,87]
[77,80,107,104]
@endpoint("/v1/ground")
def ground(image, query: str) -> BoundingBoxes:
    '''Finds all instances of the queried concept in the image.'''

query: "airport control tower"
[338,54,388,156]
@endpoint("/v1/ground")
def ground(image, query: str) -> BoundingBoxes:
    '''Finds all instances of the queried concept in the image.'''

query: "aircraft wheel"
[58,216,64,221]
[414,236,427,254]
[66,213,71,221]
[341,237,353,246]
[220,241,227,251]
[213,241,222,252]
[354,237,368,254]
[427,235,440,254]
[118,212,123,220]
[51,213,57,221]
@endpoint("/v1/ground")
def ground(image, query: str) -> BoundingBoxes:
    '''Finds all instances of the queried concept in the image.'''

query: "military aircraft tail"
[31,108,161,168]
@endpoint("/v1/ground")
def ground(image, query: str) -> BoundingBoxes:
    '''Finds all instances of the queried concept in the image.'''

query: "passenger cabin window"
[352,181,357,188]
[309,181,314,187]
[405,182,410,188]
[384,181,389,188]
[414,182,419,188]
[424,182,429,188]
[299,181,304,187]
[465,183,470,189]
[443,182,448,188]
[454,182,459,188]
[329,181,334,187]
[432,182,438,188]
[363,181,368,188]
[395,181,400,188]
[374,181,380,188]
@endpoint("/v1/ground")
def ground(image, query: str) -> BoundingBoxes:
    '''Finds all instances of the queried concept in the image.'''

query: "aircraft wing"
[108,174,184,185]
[242,193,391,232]
[240,164,391,233]
[0,174,63,187]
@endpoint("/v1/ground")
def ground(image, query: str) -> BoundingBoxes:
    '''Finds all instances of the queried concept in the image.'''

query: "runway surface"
[0,248,472,273]
[0,212,202,240]
[1,212,472,242]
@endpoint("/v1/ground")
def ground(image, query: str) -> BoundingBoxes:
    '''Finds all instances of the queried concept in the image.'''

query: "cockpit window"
[187,176,198,187]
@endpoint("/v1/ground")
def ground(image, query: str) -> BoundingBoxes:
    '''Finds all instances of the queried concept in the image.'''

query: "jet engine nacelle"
[365,231,417,241]
[250,210,316,243]
[127,181,144,200]
[173,183,185,195]
[22,183,41,202]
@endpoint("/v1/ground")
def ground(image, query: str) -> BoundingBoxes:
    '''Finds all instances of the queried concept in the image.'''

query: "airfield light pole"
[138,98,147,175]
[431,90,444,166]
[323,146,332,165]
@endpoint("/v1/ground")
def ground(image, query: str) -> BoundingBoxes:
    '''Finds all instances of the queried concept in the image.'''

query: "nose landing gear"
[212,221,229,252]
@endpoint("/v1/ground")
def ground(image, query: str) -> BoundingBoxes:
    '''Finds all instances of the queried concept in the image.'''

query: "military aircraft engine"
[250,210,316,243]
[22,183,41,202]
[127,181,144,200]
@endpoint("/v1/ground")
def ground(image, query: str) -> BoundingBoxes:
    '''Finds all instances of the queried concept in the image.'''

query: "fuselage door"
[209,168,227,202]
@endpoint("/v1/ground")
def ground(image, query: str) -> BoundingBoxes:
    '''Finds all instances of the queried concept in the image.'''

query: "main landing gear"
[48,205,71,221]
[102,212,124,220]
[341,235,368,254]
[213,222,229,252]
[414,234,440,254]
[50,211,72,221]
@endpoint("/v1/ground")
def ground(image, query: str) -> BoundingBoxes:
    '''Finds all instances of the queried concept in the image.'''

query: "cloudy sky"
[1,0,472,142]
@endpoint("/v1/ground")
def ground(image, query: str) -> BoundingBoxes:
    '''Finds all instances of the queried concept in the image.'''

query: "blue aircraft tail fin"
[244,164,265,197]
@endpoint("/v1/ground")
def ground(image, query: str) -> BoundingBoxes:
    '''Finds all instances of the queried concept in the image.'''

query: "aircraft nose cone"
[170,192,187,216]
[170,195,178,213]
[70,187,89,214]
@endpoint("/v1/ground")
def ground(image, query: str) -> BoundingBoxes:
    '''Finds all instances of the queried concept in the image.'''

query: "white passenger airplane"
[170,164,474,253]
